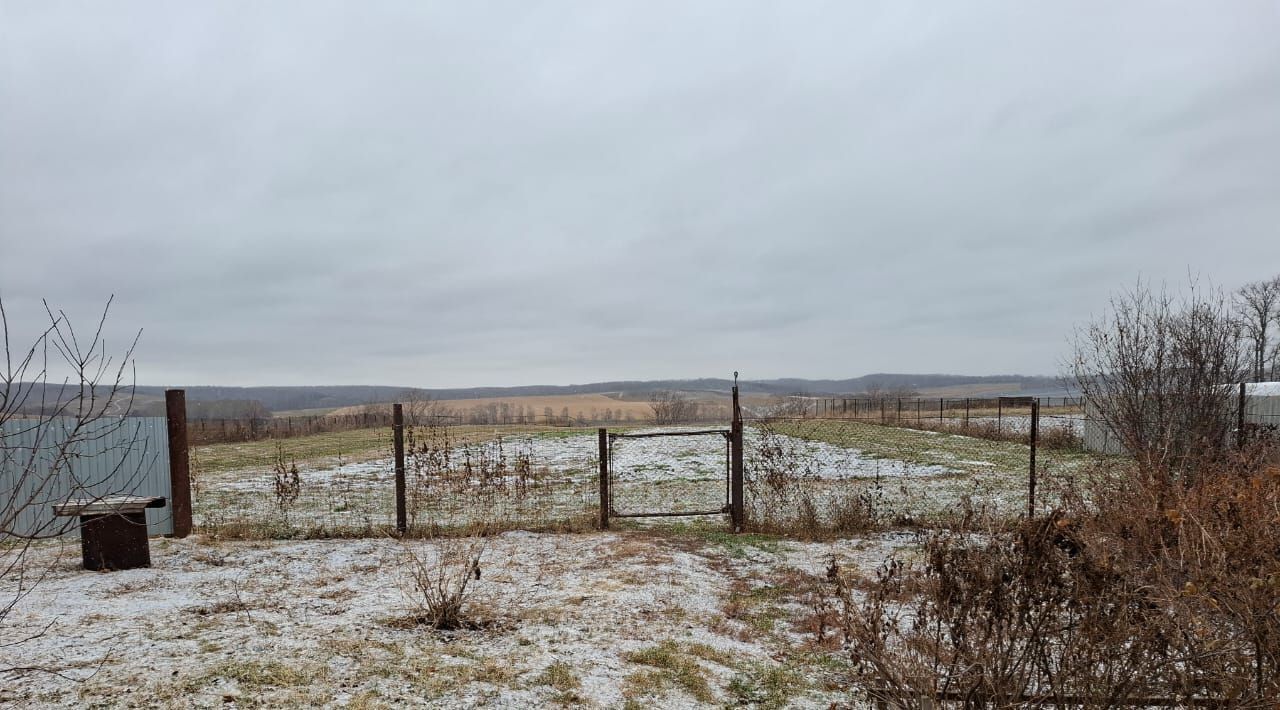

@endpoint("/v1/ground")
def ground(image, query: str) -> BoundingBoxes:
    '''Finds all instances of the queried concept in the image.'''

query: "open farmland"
[2,416,1101,708]
[330,394,661,422]
[3,409,1105,710]
[187,418,1094,538]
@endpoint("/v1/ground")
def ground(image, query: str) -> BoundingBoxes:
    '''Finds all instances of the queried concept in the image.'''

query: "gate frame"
[599,380,745,532]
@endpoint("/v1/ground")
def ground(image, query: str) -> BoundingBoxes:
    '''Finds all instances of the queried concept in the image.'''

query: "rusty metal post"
[916,399,921,425]
[598,428,610,529]
[939,398,944,422]
[1028,398,1039,518]
[896,398,902,423]
[394,403,406,535]
[165,390,192,538]
[997,398,1003,432]
[880,398,885,424]
[731,382,744,532]
[731,420,744,532]
[1238,382,1247,449]
[964,398,970,427]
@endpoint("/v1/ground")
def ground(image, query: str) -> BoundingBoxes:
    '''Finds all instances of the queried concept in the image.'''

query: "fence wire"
[187,396,1279,537]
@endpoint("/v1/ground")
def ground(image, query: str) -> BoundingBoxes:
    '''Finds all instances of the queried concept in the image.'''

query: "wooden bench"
[51,496,167,571]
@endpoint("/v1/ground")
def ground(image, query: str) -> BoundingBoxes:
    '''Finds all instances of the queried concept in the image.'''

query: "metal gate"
[597,381,745,531]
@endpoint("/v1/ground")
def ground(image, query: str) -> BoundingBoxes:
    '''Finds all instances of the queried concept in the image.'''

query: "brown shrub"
[835,453,1280,707]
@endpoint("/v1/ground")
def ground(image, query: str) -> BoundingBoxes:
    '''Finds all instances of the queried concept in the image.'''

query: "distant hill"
[9,374,1071,416]
[7,373,1070,417]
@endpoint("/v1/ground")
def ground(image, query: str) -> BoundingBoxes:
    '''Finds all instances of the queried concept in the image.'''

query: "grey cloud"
[3,1,1279,387]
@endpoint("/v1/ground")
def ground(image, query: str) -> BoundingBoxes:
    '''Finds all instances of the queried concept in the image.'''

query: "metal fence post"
[731,382,744,533]
[598,428,610,529]
[1028,398,1039,518]
[394,403,406,535]
[1238,382,1247,449]
[731,419,744,532]
[165,389,192,538]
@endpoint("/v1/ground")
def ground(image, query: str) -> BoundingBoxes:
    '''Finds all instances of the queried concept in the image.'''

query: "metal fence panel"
[1,416,172,538]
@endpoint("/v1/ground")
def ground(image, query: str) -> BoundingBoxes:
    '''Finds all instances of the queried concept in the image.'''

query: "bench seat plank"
[51,496,166,517]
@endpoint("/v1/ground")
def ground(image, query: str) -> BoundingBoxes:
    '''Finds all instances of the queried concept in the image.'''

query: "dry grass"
[835,451,1280,706]
[623,640,715,703]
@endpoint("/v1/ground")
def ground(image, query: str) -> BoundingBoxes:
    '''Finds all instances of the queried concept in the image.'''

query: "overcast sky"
[2,2,1279,388]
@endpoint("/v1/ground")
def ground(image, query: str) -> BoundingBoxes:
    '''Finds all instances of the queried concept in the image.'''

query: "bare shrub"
[835,456,1280,706]
[826,483,883,535]
[1,297,144,676]
[649,391,699,424]
[745,422,883,536]
[398,533,488,630]
[1073,279,1247,486]
[271,444,301,516]
[744,422,818,531]
[404,420,552,531]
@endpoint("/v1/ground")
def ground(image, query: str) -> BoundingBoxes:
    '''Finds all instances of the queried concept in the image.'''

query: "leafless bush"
[744,422,884,536]
[834,456,1280,707]
[271,443,301,516]
[649,390,699,424]
[1073,279,1247,486]
[404,420,553,531]
[1,297,144,676]
[760,395,813,418]
[397,533,488,630]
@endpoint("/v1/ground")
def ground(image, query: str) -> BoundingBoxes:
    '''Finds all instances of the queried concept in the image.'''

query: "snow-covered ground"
[2,531,914,708]
[195,427,969,532]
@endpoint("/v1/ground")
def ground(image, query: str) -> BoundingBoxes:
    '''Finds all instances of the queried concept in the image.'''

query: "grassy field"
[765,419,1087,476]
[190,424,617,476]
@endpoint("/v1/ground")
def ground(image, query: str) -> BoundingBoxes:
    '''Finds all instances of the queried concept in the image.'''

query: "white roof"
[1244,382,1280,396]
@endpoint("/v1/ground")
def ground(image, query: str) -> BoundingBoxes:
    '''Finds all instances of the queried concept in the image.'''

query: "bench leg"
[79,512,152,571]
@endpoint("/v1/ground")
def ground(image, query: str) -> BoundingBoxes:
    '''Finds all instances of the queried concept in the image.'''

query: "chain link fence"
[187,392,1278,538]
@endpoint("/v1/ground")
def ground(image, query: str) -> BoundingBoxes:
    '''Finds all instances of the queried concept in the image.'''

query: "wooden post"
[1028,398,1039,518]
[916,399,921,425]
[165,389,192,538]
[997,398,1003,432]
[1238,382,1247,449]
[896,398,902,423]
[964,398,970,427]
[393,403,406,535]
[939,398,944,422]
[598,428,610,529]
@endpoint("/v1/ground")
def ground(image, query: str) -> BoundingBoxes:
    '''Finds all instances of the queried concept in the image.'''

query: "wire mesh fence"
[191,424,601,537]
[605,429,732,518]
[187,392,1279,538]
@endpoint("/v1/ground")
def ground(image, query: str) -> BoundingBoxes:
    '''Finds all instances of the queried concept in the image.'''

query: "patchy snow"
[1,531,912,708]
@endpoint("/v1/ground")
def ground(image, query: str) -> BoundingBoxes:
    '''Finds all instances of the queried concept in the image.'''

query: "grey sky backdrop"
[2,1,1279,388]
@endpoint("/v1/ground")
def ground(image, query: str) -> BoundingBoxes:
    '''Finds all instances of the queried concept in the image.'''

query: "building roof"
[1244,382,1280,396]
